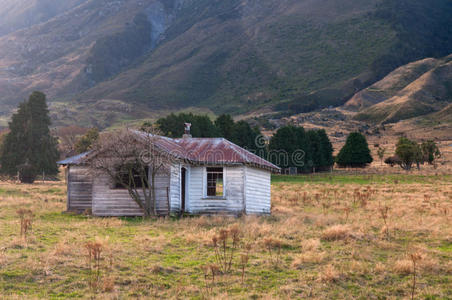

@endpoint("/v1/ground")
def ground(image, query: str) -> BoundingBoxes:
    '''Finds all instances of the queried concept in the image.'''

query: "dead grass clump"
[318,264,341,283]
[374,262,386,274]
[418,256,439,273]
[321,225,351,241]
[150,265,174,274]
[242,219,272,239]
[292,251,327,269]
[393,259,413,275]
[53,240,72,257]
[302,238,321,251]
[102,276,115,292]
[190,215,211,227]
[347,260,368,275]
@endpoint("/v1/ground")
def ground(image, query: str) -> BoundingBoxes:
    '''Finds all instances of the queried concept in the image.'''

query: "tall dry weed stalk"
[378,202,391,240]
[342,206,352,223]
[17,208,34,240]
[240,243,252,284]
[353,187,374,208]
[263,238,282,266]
[84,239,113,292]
[410,252,422,300]
[201,264,219,295]
[212,225,241,274]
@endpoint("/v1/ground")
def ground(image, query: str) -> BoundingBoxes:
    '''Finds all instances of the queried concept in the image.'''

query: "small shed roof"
[58,133,280,172]
[57,151,92,166]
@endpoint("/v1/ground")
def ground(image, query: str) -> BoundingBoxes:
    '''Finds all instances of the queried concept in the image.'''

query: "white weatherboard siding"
[188,166,244,214]
[169,164,181,213]
[92,170,171,216]
[67,166,92,212]
[245,167,271,214]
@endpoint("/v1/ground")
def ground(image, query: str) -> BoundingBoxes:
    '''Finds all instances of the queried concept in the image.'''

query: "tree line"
[152,114,336,174]
[147,113,262,151]
[0,92,441,184]
[385,137,441,170]
[268,126,334,173]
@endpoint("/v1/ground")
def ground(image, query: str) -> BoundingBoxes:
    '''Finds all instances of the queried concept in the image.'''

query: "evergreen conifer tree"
[317,129,334,170]
[215,114,235,140]
[1,92,59,177]
[336,132,373,167]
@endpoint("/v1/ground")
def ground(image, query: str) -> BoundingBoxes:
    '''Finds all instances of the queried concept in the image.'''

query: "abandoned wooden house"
[58,128,280,216]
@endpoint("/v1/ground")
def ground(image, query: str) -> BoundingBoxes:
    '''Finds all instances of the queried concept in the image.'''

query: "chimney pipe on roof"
[183,123,192,138]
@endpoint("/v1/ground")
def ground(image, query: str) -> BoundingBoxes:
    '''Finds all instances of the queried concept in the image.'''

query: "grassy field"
[0,174,451,299]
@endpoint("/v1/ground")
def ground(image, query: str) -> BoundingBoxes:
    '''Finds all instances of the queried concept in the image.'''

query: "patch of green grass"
[439,243,452,253]
[0,187,29,197]
[272,173,452,185]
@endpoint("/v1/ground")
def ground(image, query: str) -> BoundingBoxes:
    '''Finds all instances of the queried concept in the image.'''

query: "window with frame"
[206,167,224,197]
[115,166,150,189]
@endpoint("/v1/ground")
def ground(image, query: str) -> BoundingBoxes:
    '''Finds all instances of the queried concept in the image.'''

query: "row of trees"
[150,113,261,151]
[0,91,441,184]
[385,138,441,170]
[268,126,334,173]
[151,115,337,174]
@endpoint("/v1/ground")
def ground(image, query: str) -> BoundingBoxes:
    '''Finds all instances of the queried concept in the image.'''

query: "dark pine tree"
[269,126,299,169]
[336,132,373,168]
[155,113,218,138]
[1,91,59,177]
[306,130,324,172]
[191,115,219,138]
[230,121,259,150]
[215,114,235,140]
[317,129,334,171]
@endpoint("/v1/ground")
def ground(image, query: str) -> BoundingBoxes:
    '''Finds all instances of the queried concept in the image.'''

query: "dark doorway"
[181,167,187,212]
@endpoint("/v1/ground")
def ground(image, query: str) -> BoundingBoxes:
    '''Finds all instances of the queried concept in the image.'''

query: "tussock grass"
[0,174,451,298]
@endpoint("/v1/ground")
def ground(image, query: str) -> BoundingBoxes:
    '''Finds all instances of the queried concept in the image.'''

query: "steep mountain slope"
[344,58,441,110]
[433,104,452,124]
[0,0,89,36]
[0,0,451,128]
[0,0,174,110]
[79,0,396,114]
[351,54,452,124]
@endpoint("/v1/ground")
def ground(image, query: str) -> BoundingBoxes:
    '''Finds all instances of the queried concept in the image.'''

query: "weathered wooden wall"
[188,166,244,214]
[92,169,171,216]
[245,166,271,214]
[67,166,92,212]
[169,164,181,213]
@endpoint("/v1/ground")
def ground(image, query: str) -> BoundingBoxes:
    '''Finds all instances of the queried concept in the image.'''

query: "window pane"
[216,177,223,196]
[206,167,223,197]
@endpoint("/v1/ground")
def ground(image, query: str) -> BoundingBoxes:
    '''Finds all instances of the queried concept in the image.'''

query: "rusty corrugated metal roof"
[174,138,279,171]
[58,132,280,172]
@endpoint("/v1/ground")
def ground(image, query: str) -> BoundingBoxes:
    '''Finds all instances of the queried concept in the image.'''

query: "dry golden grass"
[0,173,450,298]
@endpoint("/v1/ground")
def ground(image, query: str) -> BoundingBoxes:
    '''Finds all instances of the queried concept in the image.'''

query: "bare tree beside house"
[88,128,172,217]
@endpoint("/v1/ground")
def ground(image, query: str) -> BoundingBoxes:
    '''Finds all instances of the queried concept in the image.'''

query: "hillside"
[0,0,451,128]
[0,0,89,36]
[350,54,452,124]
